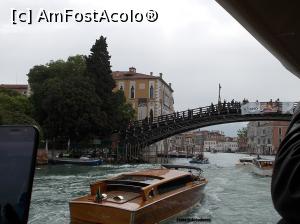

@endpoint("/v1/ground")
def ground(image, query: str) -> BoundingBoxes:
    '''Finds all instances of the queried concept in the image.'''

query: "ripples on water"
[29,153,280,224]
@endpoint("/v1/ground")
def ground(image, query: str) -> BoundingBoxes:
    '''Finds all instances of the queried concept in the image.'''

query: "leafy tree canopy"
[28,37,134,145]
[0,88,36,126]
[237,127,247,138]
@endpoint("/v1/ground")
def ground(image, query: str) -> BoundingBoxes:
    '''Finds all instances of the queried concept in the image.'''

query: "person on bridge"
[210,103,215,113]
[223,100,227,112]
[272,102,300,223]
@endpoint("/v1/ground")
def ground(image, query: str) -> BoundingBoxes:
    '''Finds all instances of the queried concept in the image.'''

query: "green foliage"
[28,55,102,141]
[0,88,36,125]
[85,36,134,133]
[0,88,31,114]
[110,90,135,130]
[237,127,247,138]
[0,88,44,142]
[86,36,115,97]
[28,37,135,145]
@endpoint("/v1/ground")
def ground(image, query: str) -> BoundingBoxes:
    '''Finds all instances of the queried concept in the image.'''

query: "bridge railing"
[128,101,243,128]
[127,101,298,130]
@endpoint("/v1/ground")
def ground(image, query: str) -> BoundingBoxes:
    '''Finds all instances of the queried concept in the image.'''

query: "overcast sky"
[1,0,300,136]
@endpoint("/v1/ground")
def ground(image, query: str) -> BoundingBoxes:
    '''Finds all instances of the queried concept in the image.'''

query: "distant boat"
[236,156,255,166]
[189,157,209,164]
[251,157,274,176]
[211,149,217,153]
[189,154,209,164]
[49,156,102,166]
[69,164,207,224]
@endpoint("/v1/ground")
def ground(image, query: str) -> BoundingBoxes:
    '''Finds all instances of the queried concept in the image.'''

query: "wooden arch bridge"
[118,101,297,160]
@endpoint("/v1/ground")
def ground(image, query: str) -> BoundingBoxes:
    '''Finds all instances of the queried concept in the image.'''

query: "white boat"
[236,156,255,166]
[251,158,274,177]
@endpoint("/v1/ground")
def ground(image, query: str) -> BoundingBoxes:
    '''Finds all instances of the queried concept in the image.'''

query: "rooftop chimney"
[169,83,172,87]
[159,73,163,78]
[150,72,153,76]
[129,67,136,73]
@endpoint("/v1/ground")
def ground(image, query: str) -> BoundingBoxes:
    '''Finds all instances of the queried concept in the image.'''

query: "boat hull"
[70,183,206,224]
[70,204,132,224]
[133,184,205,224]
[189,160,209,164]
[251,166,272,177]
[49,158,102,166]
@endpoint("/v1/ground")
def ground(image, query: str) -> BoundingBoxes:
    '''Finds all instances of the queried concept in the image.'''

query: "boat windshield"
[115,175,163,184]
[240,158,253,162]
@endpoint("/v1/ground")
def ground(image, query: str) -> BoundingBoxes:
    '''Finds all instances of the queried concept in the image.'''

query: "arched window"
[130,86,135,98]
[150,85,154,99]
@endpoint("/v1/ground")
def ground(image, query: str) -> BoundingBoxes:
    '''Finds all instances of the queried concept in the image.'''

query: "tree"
[237,127,247,138]
[27,37,135,147]
[110,90,135,131]
[0,88,37,126]
[85,36,134,133]
[85,36,115,99]
[28,55,105,142]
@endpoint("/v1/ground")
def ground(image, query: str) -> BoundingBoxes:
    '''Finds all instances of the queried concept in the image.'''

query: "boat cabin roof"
[239,157,254,161]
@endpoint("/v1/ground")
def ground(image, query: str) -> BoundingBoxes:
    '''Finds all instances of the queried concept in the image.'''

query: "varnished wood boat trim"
[70,179,207,212]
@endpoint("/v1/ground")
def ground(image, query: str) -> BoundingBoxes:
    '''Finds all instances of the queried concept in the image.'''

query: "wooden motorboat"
[69,164,207,224]
[251,158,274,177]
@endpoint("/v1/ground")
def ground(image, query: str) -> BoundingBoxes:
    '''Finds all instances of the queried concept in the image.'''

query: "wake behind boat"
[69,164,207,224]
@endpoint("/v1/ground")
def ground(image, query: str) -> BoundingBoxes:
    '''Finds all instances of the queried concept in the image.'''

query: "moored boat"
[49,157,102,166]
[69,164,207,224]
[251,158,274,176]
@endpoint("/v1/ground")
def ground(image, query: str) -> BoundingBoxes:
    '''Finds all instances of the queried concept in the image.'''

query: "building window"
[150,85,154,99]
[130,86,135,98]
[268,138,271,144]
[279,128,282,136]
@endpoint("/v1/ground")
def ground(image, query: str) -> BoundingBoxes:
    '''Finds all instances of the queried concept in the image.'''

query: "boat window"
[105,180,149,187]
[157,175,193,194]
[148,189,155,198]
[106,184,143,193]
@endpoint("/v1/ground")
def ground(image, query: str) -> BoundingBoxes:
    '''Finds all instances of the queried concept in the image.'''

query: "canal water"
[29,153,280,224]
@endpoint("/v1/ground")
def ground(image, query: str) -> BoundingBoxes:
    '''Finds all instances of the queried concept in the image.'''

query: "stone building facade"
[112,67,174,120]
[247,121,289,155]
[112,67,175,161]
